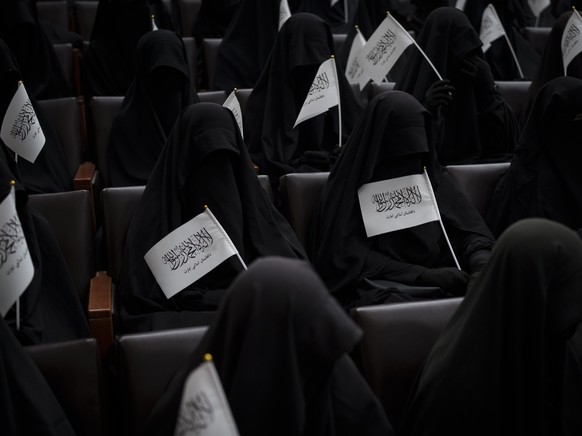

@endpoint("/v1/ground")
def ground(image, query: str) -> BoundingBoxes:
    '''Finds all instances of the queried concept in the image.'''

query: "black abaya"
[395,7,518,165]
[310,91,494,308]
[243,13,362,187]
[485,76,582,237]
[399,218,582,436]
[144,256,394,436]
[118,103,306,334]
[107,29,198,187]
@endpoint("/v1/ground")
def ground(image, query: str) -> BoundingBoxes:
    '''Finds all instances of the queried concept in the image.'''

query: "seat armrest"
[74,162,97,230]
[88,271,114,361]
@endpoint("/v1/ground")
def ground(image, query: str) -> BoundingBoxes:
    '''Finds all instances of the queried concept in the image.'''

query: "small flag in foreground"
[223,90,244,139]
[145,207,241,299]
[479,4,506,53]
[0,82,45,163]
[355,13,415,84]
[293,57,340,128]
[561,9,582,74]
[455,0,467,10]
[174,354,239,436]
[357,170,439,238]
[0,184,34,317]
[345,27,370,90]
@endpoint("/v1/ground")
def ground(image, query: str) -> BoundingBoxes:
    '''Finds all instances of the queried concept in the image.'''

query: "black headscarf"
[485,76,582,237]
[118,103,306,334]
[191,0,241,41]
[0,159,90,346]
[212,0,299,91]
[0,40,73,194]
[399,218,582,436]
[0,0,71,99]
[396,7,518,164]
[522,11,582,124]
[107,29,198,187]
[310,91,494,307]
[83,0,153,98]
[144,256,394,436]
[463,0,540,80]
[0,316,76,436]
[244,12,362,187]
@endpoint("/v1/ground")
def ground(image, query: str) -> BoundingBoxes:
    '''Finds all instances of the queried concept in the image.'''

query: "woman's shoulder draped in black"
[395,7,518,165]
[486,76,582,236]
[0,0,71,99]
[243,12,362,186]
[399,218,582,436]
[310,90,494,305]
[83,0,154,98]
[107,29,197,187]
[118,102,306,333]
[0,159,90,346]
[144,256,394,436]
[0,39,72,194]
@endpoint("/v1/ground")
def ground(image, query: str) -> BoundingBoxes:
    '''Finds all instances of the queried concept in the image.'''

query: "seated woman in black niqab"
[243,12,362,191]
[143,257,395,436]
[107,29,198,187]
[399,218,582,436]
[310,91,495,310]
[485,76,582,238]
[0,156,90,346]
[117,103,306,334]
[521,10,582,124]
[395,7,519,165]
[0,39,73,194]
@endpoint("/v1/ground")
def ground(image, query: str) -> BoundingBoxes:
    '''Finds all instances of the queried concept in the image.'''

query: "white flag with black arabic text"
[223,90,244,139]
[480,4,506,53]
[345,27,370,90]
[561,10,582,74]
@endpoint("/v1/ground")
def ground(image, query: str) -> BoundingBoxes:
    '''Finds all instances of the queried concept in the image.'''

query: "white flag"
[561,10,582,75]
[223,90,244,140]
[455,0,467,11]
[480,4,506,53]
[174,357,239,436]
[151,14,158,31]
[293,57,340,128]
[527,0,550,17]
[0,188,34,317]
[145,207,241,300]
[0,82,45,163]
[357,170,439,238]
[355,14,415,84]
[279,0,292,31]
[345,27,370,90]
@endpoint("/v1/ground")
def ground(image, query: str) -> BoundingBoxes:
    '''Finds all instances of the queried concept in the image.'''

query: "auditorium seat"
[89,95,124,187]
[351,298,462,428]
[74,0,98,40]
[25,338,107,436]
[445,162,510,218]
[37,1,69,32]
[116,326,208,434]
[279,172,329,249]
[198,90,226,104]
[28,190,114,359]
[37,97,97,208]
[496,80,532,121]
[201,38,222,90]
[523,26,551,55]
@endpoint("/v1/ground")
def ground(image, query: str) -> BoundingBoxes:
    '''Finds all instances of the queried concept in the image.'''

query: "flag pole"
[490,6,524,78]
[204,205,247,270]
[422,169,461,270]
[344,0,349,23]
[331,55,343,149]
[387,12,443,81]
[9,180,20,330]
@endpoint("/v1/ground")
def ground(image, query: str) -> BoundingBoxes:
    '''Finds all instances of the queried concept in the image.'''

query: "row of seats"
[23,294,460,434]
[27,161,509,362]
